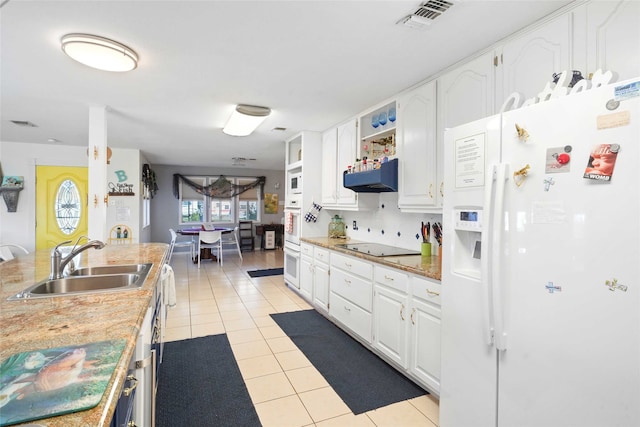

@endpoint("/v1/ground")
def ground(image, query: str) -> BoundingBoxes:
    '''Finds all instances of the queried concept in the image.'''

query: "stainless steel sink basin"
[8,263,153,300]
[69,263,152,277]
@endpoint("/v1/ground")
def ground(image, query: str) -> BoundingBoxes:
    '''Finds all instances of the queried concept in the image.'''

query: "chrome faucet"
[50,238,106,279]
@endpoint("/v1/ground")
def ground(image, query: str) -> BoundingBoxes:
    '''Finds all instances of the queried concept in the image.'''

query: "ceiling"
[1,0,573,170]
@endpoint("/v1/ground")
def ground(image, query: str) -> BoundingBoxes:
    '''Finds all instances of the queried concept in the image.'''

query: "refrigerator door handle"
[491,162,509,351]
[482,164,498,346]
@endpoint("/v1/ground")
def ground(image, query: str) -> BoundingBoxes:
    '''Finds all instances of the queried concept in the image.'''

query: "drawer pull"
[344,262,352,268]
[410,308,416,325]
[123,375,138,397]
[344,278,351,284]
[344,306,351,312]
[384,275,394,281]
[426,289,440,297]
[400,304,405,321]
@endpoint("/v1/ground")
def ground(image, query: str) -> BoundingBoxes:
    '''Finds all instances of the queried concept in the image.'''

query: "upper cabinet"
[397,80,438,212]
[495,14,571,105]
[437,51,495,208]
[321,119,377,210]
[579,0,640,81]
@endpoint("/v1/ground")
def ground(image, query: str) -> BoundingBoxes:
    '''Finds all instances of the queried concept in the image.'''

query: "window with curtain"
[179,176,261,224]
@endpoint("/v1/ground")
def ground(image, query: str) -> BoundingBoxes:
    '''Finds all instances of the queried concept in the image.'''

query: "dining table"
[177,226,232,263]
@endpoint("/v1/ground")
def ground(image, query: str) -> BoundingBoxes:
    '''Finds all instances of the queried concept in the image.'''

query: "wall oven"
[284,241,300,289]
[284,209,301,246]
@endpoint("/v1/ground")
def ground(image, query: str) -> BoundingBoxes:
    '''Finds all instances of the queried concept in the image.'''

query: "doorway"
[36,166,88,249]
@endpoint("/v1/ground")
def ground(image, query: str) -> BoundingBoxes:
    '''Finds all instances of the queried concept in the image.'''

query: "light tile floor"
[164,249,439,427]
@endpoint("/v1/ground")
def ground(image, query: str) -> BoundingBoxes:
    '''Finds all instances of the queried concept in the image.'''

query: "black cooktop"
[335,243,420,257]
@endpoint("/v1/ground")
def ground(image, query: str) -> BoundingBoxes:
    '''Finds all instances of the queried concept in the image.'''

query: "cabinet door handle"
[410,308,416,325]
[426,289,440,296]
[400,304,405,321]
[440,181,444,197]
[344,306,351,312]
[123,375,138,397]
[344,278,351,285]
[428,183,433,199]
[384,275,394,281]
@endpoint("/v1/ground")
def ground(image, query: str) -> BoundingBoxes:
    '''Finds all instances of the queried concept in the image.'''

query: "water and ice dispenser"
[451,208,482,279]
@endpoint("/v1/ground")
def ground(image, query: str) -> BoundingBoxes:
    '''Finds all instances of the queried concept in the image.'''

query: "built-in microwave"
[289,172,302,194]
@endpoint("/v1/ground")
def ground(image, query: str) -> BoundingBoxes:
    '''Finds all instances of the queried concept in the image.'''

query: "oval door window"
[55,179,81,235]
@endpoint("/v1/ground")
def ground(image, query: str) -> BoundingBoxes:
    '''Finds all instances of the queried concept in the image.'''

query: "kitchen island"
[301,237,441,281]
[0,243,168,427]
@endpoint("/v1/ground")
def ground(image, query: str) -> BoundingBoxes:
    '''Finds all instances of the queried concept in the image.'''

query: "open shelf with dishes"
[359,101,397,162]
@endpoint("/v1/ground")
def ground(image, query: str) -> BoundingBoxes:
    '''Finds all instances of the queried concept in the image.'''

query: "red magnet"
[555,152,570,164]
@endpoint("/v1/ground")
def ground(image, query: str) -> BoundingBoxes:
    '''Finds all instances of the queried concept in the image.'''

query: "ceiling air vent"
[232,157,256,167]
[398,0,455,29]
[10,120,38,127]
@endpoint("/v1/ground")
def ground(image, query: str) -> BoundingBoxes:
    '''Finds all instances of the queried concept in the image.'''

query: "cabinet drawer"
[314,247,330,264]
[411,276,441,306]
[331,252,373,280]
[301,242,313,257]
[330,292,372,343]
[331,268,373,311]
[374,265,409,293]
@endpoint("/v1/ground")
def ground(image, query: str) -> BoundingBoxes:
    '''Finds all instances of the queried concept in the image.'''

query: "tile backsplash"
[327,193,442,252]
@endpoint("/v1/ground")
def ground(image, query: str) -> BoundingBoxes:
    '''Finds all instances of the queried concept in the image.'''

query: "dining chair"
[198,230,222,268]
[0,244,29,262]
[221,226,243,260]
[168,229,194,264]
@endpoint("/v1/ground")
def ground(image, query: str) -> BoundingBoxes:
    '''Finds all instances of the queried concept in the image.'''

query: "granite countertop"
[300,237,441,281]
[0,243,168,427]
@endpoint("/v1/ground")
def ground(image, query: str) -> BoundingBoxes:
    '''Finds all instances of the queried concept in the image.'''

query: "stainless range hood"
[343,158,398,193]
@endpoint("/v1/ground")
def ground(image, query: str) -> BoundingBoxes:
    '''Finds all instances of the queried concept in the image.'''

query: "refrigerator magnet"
[515,123,529,141]
[545,282,562,293]
[583,144,620,181]
[543,177,555,191]
[604,278,628,292]
[545,146,571,173]
[513,164,530,187]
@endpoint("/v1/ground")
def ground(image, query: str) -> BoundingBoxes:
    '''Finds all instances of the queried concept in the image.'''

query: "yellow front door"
[36,166,88,249]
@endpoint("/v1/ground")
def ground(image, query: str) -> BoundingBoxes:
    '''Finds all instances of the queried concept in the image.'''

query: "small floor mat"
[246,267,284,278]
[156,334,260,427]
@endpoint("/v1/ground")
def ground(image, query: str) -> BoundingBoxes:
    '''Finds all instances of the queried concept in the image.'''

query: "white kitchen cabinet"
[578,0,640,81]
[396,80,438,212]
[437,51,495,208]
[408,276,441,393]
[495,14,571,105]
[321,120,377,211]
[321,128,338,206]
[299,242,314,302]
[313,247,330,312]
[329,252,373,342]
[373,266,409,368]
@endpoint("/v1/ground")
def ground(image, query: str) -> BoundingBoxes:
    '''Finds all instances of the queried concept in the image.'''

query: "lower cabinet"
[373,266,409,369]
[299,249,313,302]
[303,242,442,395]
[329,252,373,343]
[313,248,330,312]
[372,265,441,394]
[408,276,441,392]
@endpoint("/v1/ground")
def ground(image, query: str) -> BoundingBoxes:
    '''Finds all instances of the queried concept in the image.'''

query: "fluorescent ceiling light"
[61,33,138,72]
[223,105,271,136]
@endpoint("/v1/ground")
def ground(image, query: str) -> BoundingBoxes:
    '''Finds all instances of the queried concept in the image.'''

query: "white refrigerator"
[440,77,640,427]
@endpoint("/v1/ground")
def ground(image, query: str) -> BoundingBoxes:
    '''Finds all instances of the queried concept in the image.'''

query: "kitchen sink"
[8,263,153,300]
[68,263,152,277]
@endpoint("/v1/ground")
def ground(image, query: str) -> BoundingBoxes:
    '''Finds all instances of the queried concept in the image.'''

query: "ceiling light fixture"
[61,33,138,72]
[223,105,271,136]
